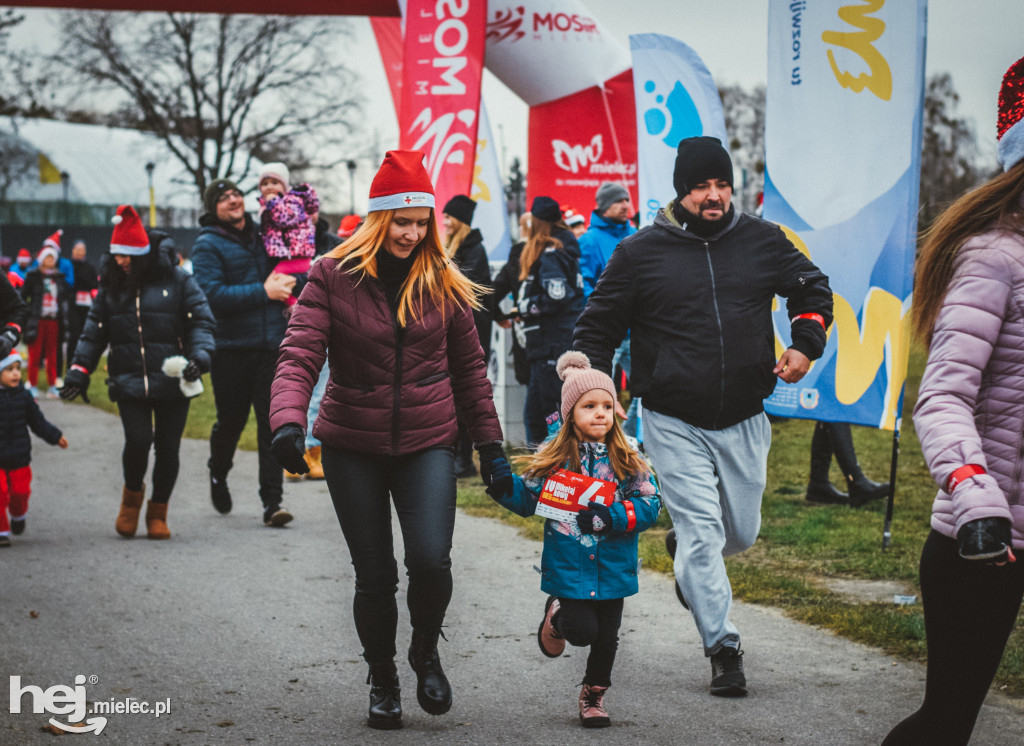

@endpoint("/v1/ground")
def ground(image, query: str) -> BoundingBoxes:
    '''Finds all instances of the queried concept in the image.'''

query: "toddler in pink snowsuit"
[258,162,319,308]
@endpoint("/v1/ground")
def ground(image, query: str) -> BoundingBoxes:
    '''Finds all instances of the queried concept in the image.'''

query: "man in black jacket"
[574,137,833,698]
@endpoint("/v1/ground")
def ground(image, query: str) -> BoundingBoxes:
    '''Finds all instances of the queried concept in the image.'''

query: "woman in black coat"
[61,206,216,540]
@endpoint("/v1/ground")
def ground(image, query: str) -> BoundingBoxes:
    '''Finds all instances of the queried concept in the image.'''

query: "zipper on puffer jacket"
[134,291,149,397]
[703,241,726,428]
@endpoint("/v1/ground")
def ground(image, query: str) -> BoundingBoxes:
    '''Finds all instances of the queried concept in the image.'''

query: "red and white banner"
[400,0,488,212]
[527,68,638,217]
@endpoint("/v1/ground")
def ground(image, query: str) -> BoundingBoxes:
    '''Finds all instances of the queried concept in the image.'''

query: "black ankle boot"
[366,661,402,730]
[408,629,452,715]
[827,422,889,507]
[805,422,849,504]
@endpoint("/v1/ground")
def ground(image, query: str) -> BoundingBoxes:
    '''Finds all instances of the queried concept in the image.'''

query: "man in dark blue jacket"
[574,137,833,699]
[192,179,296,527]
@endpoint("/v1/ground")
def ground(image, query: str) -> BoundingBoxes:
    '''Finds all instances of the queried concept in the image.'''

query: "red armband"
[792,313,826,330]
[5,323,20,334]
[946,464,986,493]
[622,500,637,533]
[70,364,91,375]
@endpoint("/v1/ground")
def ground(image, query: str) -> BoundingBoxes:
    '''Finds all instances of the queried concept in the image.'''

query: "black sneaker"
[210,473,232,514]
[665,528,690,610]
[11,518,25,535]
[0,535,10,547]
[710,646,747,697]
[263,505,293,527]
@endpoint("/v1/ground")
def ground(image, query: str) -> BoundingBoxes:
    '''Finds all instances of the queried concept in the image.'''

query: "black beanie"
[443,194,476,226]
[204,178,241,216]
[531,195,562,223]
[673,137,733,196]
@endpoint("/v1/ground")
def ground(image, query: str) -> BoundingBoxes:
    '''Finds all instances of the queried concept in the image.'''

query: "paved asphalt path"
[3,400,1023,745]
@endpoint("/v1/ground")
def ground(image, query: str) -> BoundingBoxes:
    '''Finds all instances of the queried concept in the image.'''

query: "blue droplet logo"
[643,80,703,147]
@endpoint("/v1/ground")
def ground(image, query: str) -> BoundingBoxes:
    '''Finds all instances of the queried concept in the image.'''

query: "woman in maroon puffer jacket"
[269,151,509,731]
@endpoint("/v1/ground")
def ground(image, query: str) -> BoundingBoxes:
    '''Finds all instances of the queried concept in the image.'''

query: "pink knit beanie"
[557,350,617,423]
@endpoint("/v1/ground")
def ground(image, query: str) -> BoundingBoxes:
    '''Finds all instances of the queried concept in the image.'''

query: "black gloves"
[59,367,91,403]
[271,424,309,475]
[577,500,613,534]
[477,442,512,498]
[958,517,1015,563]
[0,327,18,358]
[182,360,203,382]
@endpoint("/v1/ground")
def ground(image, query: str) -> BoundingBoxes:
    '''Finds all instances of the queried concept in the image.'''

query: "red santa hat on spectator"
[998,54,1024,171]
[17,248,31,261]
[109,205,151,256]
[367,150,434,213]
[1,349,22,371]
[38,230,63,264]
[337,214,362,238]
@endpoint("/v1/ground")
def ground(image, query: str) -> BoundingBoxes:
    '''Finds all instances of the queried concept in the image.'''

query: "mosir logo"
[428,0,474,97]
[9,675,106,734]
[487,6,598,43]
[552,135,604,174]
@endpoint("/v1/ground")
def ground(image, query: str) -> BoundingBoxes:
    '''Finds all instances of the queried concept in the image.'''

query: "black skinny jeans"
[117,397,191,504]
[322,446,457,665]
[555,597,624,688]
[208,348,282,507]
[883,530,1024,746]
[525,358,562,447]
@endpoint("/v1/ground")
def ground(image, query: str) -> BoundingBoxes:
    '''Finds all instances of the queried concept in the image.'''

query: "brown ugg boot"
[304,446,325,480]
[116,485,145,538]
[145,501,171,540]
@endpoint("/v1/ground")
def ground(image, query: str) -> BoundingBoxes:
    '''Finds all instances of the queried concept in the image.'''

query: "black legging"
[321,446,457,665]
[882,530,1024,746]
[554,597,624,688]
[117,397,191,504]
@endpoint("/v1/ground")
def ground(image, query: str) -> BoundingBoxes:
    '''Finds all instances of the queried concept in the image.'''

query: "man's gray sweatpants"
[643,408,771,656]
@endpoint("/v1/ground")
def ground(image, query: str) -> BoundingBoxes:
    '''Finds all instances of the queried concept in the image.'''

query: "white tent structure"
[0,117,261,226]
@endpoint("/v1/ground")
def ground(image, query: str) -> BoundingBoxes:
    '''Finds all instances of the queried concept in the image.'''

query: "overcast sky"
[8,2,1021,209]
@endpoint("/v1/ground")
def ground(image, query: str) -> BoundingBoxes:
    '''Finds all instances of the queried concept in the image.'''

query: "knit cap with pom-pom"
[557,350,617,423]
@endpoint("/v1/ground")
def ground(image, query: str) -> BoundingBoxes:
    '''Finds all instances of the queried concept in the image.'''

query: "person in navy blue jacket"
[487,351,660,728]
[192,179,296,527]
[0,351,68,547]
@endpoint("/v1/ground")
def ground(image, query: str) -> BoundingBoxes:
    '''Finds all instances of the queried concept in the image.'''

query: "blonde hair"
[913,161,1024,347]
[518,217,565,281]
[444,216,472,259]
[515,405,650,483]
[327,209,486,327]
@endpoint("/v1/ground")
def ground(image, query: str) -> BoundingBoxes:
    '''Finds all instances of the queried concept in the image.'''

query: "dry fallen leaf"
[29,610,39,618]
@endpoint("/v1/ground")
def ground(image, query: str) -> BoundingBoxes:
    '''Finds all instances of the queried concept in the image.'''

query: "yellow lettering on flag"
[822,0,893,101]
[38,153,62,184]
[471,138,490,203]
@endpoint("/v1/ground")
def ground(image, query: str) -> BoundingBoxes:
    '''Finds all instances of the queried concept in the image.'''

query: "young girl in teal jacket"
[487,350,660,728]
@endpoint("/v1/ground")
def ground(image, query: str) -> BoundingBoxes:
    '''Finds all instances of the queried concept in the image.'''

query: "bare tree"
[54,11,363,201]
[918,72,988,228]
[0,124,38,205]
[719,83,766,214]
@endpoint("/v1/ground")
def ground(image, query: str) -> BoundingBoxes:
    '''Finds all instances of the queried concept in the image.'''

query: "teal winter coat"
[493,438,660,600]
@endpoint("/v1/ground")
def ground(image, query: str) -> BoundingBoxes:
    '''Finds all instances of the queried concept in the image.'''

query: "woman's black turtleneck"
[376,247,416,313]
[672,200,736,239]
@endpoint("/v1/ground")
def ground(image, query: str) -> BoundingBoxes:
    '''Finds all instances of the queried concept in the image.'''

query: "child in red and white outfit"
[257,162,319,309]
[22,234,71,399]
[0,351,68,547]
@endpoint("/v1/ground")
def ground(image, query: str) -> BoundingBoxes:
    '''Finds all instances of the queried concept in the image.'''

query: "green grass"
[75,350,1024,696]
[454,343,1024,698]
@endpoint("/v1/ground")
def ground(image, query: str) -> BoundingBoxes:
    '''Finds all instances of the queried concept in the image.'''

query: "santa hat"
[110,205,151,256]
[1,350,22,371]
[998,54,1024,172]
[367,150,434,213]
[37,246,60,266]
[564,209,585,227]
[337,214,362,238]
[258,162,291,191]
[556,351,617,424]
[17,248,31,260]
[42,230,62,253]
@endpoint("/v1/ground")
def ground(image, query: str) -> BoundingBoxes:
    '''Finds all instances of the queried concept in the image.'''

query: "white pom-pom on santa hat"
[161,355,204,398]
[111,213,123,225]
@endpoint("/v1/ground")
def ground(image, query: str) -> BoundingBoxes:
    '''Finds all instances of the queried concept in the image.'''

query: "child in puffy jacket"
[0,351,68,547]
[257,162,319,308]
[486,350,660,728]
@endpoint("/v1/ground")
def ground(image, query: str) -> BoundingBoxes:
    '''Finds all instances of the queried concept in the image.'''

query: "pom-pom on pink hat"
[367,150,435,214]
[557,350,617,423]
[110,205,151,256]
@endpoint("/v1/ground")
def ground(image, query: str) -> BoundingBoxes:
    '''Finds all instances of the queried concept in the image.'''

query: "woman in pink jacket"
[883,56,1024,746]
[268,151,509,731]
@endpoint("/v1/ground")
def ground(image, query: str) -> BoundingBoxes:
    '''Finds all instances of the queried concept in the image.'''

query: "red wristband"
[792,313,826,330]
[622,500,636,532]
[946,464,986,493]
[5,323,20,334]
[70,364,90,375]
